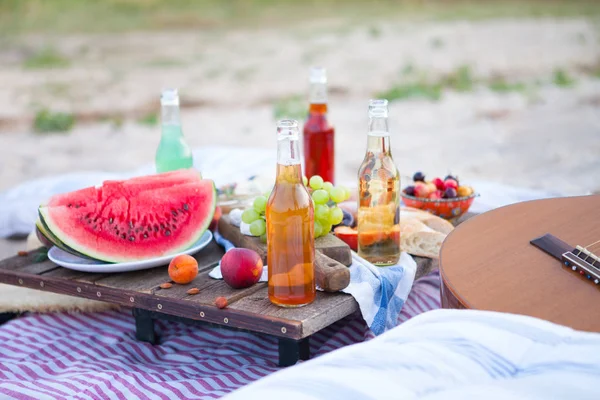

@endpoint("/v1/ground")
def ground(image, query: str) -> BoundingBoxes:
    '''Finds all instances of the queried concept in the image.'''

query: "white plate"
[48,231,213,273]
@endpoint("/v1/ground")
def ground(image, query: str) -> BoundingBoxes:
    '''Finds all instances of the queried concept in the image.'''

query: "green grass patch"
[144,58,187,68]
[430,37,444,49]
[553,68,576,87]
[273,95,306,121]
[488,78,527,93]
[137,112,158,126]
[23,47,69,69]
[376,82,443,102]
[33,109,74,133]
[1,0,599,35]
[441,65,474,92]
[368,25,381,38]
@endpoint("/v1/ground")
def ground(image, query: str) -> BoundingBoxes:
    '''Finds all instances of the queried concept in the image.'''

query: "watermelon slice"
[39,172,216,263]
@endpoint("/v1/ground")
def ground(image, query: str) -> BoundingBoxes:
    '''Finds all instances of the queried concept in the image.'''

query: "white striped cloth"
[0,272,441,399]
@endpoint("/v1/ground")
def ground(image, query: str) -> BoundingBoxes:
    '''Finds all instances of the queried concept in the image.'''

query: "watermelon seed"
[143,233,148,239]
[68,203,73,208]
[75,205,80,209]
[172,225,177,230]
[121,234,126,239]
[129,236,135,241]
[172,210,178,216]
[93,225,97,230]
[129,221,134,229]
[135,228,141,233]
[165,230,171,236]
[160,223,165,230]
[109,218,114,224]
[183,203,189,211]
[154,225,159,232]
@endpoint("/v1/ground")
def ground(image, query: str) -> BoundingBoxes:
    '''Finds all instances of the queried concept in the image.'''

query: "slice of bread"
[400,208,453,258]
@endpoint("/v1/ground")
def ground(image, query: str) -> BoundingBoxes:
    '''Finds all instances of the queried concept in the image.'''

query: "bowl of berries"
[401,172,477,220]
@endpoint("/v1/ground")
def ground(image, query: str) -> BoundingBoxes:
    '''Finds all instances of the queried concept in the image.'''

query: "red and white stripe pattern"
[0,271,441,399]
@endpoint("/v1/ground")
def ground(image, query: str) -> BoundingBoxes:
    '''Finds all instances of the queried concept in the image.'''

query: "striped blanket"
[0,272,441,399]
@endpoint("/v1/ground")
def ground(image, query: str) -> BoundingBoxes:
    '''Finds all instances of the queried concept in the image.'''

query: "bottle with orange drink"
[266,120,316,307]
[357,99,401,266]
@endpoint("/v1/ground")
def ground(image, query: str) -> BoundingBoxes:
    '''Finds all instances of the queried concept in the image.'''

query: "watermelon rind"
[39,179,217,263]
[36,213,95,260]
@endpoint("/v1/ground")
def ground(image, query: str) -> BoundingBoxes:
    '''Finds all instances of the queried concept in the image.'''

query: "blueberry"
[404,185,416,196]
[445,188,457,198]
[413,172,426,182]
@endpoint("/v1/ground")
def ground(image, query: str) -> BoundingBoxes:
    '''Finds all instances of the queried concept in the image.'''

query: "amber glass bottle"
[267,120,316,307]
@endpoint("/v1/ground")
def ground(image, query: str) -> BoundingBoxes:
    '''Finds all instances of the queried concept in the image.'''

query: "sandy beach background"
[0,0,599,256]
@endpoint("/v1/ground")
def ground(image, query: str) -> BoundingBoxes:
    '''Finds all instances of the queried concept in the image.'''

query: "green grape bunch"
[242,175,351,242]
[306,175,351,238]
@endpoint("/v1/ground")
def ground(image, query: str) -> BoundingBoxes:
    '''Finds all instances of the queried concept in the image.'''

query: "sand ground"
[0,16,599,257]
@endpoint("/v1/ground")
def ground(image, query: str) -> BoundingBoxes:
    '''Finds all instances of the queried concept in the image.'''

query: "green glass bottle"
[155,88,194,173]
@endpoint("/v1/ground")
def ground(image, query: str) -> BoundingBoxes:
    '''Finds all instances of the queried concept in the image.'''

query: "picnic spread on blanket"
[0,79,597,399]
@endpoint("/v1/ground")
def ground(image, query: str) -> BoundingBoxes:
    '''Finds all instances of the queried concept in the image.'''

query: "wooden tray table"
[0,236,439,366]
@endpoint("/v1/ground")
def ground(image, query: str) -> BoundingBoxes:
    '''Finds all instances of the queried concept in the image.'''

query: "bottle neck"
[309,82,327,106]
[161,104,181,131]
[277,134,301,165]
[367,116,391,154]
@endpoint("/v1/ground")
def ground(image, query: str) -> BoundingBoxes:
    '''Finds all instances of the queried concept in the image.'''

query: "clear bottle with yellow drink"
[266,120,316,307]
[357,99,401,266]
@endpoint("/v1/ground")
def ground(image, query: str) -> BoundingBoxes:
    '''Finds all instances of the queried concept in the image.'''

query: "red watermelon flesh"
[46,169,201,208]
[39,178,216,263]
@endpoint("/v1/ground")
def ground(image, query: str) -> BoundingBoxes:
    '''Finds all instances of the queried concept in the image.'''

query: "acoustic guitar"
[439,195,600,333]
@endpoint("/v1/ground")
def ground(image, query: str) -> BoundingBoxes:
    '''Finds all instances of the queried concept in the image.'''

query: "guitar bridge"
[531,234,600,286]
[562,246,600,285]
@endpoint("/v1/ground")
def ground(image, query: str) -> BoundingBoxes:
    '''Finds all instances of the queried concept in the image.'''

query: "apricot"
[457,186,473,197]
[168,254,199,284]
[220,248,263,289]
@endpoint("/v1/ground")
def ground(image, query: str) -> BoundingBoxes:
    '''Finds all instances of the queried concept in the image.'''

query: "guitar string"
[581,239,600,263]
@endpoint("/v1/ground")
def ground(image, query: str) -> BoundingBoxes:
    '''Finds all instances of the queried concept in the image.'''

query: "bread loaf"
[400,208,454,259]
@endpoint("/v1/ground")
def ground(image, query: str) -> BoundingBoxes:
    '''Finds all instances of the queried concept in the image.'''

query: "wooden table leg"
[133,308,156,344]
[0,313,17,325]
[278,337,310,367]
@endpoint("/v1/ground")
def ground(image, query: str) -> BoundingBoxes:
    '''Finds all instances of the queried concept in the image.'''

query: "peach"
[425,182,437,194]
[334,226,358,251]
[220,248,263,289]
[414,183,429,198]
[429,190,443,200]
[168,254,199,284]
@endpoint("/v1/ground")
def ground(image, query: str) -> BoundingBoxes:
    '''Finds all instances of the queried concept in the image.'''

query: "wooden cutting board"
[218,216,351,292]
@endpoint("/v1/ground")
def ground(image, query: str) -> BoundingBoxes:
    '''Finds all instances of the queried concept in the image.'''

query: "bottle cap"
[309,67,327,84]
[161,88,179,106]
[368,99,388,118]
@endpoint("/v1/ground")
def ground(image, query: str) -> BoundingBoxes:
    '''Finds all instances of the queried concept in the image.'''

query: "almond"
[186,288,200,295]
[17,251,28,257]
[215,296,228,309]
[159,282,172,289]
